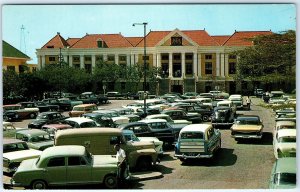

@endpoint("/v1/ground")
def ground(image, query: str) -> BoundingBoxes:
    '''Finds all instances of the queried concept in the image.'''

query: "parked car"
[211,106,235,128]
[122,129,164,156]
[11,145,124,189]
[41,124,73,139]
[274,121,296,134]
[119,120,175,146]
[57,98,83,111]
[216,100,237,115]
[35,101,59,112]
[273,129,296,159]
[162,109,202,123]
[19,102,48,112]
[3,108,19,121]
[275,113,296,122]
[228,94,243,109]
[268,157,296,189]
[55,128,159,171]
[174,124,221,162]
[181,92,198,99]
[15,129,54,151]
[62,117,98,128]
[254,88,264,97]
[92,110,130,126]
[3,138,42,174]
[28,112,66,129]
[3,104,39,119]
[68,104,98,117]
[77,92,100,105]
[230,115,264,140]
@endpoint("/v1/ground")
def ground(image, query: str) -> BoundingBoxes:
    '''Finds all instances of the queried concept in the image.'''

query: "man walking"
[246,96,251,110]
[114,144,127,184]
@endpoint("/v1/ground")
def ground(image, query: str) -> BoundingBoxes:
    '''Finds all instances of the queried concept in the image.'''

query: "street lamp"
[133,22,148,117]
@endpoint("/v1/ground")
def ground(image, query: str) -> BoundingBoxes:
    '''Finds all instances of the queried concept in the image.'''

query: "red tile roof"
[136,31,170,47]
[41,33,70,49]
[66,38,81,47]
[70,34,133,48]
[223,31,273,46]
[125,37,143,47]
[212,35,231,46]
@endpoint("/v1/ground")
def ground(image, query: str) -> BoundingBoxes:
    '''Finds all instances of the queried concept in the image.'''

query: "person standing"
[246,96,251,110]
[114,144,127,184]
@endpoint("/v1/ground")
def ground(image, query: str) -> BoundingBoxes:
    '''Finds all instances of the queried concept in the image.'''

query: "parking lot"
[3,97,277,189]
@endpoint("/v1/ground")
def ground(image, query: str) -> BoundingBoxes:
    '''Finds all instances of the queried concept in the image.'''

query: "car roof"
[16,129,48,135]
[39,111,61,115]
[274,158,296,173]
[40,145,86,159]
[145,114,169,119]
[277,129,297,137]
[65,117,95,123]
[217,100,232,104]
[139,119,168,123]
[180,124,212,133]
[119,122,148,129]
[42,124,72,129]
[55,128,121,137]
[73,104,96,107]
[3,138,25,145]
[276,121,296,126]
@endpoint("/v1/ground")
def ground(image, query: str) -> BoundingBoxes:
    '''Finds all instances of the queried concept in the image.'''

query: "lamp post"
[58,47,63,98]
[133,22,148,117]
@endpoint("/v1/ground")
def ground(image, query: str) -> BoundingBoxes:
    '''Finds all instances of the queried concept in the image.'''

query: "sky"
[1,3,296,64]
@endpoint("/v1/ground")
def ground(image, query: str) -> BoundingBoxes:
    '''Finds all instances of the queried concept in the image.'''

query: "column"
[63,55,68,64]
[168,53,173,78]
[220,53,225,77]
[135,54,139,64]
[224,54,229,76]
[181,52,185,78]
[130,54,135,65]
[156,53,161,68]
[80,55,84,69]
[216,52,220,77]
[193,52,197,78]
[115,54,119,65]
[91,55,96,71]
[126,54,130,66]
[198,53,202,77]
[153,53,157,68]
[103,54,108,62]
[41,55,46,68]
[68,55,73,67]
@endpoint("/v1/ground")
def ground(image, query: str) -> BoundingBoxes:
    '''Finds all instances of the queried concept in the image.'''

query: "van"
[54,128,158,171]
[68,104,98,117]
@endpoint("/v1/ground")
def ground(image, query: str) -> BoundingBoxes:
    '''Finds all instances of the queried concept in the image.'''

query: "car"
[230,115,264,140]
[254,88,264,97]
[92,110,130,126]
[3,104,39,119]
[41,124,73,139]
[228,94,243,109]
[269,157,296,189]
[34,101,59,112]
[274,121,296,134]
[28,112,66,129]
[162,109,202,123]
[11,145,124,189]
[68,104,98,117]
[15,129,54,151]
[181,92,198,99]
[273,129,296,159]
[57,98,83,111]
[62,117,98,128]
[122,129,164,155]
[3,108,19,121]
[211,106,235,128]
[216,100,236,114]
[275,113,296,122]
[174,124,221,162]
[119,119,175,146]
[3,138,42,174]
[19,101,49,113]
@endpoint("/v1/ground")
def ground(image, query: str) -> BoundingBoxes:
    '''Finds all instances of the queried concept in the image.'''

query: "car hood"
[93,155,118,166]
[173,120,192,124]
[130,141,155,149]
[231,125,263,131]
[3,149,42,161]
[138,137,163,145]
[112,116,129,124]
[29,141,54,150]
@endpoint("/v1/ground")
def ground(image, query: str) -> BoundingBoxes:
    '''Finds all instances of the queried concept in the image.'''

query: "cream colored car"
[273,129,296,159]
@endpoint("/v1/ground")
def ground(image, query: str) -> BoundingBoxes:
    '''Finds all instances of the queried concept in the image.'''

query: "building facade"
[2,40,37,73]
[36,29,272,95]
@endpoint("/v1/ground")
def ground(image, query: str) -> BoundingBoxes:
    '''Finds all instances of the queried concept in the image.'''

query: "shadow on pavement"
[235,132,273,145]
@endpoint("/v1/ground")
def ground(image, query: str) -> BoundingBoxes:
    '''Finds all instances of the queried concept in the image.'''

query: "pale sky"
[1,3,296,64]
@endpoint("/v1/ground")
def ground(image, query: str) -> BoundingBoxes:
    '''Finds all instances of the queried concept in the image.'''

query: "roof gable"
[223,31,273,46]
[2,40,30,59]
[212,35,231,46]
[41,33,70,49]
[125,37,143,47]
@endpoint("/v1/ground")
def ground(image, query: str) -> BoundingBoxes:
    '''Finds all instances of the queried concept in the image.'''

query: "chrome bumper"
[232,134,263,139]
[175,153,213,159]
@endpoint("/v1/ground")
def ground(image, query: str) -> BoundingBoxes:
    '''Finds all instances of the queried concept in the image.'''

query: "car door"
[66,156,91,184]
[206,128,220,153]
[44,157,67,185]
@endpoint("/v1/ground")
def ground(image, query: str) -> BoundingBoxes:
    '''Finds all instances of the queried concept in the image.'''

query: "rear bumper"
[175,153,213,159]
[231,134,263,139]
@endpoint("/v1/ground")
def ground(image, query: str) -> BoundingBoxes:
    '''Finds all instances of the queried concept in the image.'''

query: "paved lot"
[3,97,277,189]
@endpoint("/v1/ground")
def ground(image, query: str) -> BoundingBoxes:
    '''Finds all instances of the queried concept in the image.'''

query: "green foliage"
[2,69,21,97]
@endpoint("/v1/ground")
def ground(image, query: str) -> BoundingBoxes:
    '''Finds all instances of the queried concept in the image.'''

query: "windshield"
[3,142,29,153]
[180,132,203,139]
[123,134,140,142]
[73,107,84,111]
[274,173,296,185]
[278,137,296,143]
[236,117,260,125]
[80,122,98,128]
[36,114,48,120]
[29,134,52,142]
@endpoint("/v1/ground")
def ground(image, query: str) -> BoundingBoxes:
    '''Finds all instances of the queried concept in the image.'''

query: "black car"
[28,112,66,129]
[172,104,212,122]
[211,106,235,128]
[162,109,202,123]
[82,112,116,127]
[35,101,60,112]
[135,107,161,118]
[3,110,19,121]
[119,121,175,146]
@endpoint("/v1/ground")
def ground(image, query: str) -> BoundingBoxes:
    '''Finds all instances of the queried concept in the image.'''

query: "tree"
[2,70,21,97]
[234,30,296,91]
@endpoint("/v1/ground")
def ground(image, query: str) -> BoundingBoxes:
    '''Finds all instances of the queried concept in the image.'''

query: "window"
[84,56,91,62]
[229,54,236,59]
[186,63,193,75]
[85,64,92,73]
[110,136,121,145]
[161,54,169,60]
[119,55,127,62]
[73,56,80,63]
[47,157,65,167]
[229,62,236,74]
[7,66,16,71]
[171,37,182,46]
[173,54,181,60]
[205,55,212,60]
[49,56,56,62]
[97,40,103,48]
[205,62,213,74]
[185,53,193,60]
[96,55,103,62]
[68,156,87,166]
[142,55,149,60]
[107,55,115,62]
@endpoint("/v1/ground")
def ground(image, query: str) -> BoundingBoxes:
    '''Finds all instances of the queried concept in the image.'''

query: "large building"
[2,40,37,73]
[36,29,272,94]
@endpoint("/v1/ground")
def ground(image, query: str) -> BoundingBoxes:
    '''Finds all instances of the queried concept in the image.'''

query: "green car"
[11,145,124,189]
[269,157,296,189]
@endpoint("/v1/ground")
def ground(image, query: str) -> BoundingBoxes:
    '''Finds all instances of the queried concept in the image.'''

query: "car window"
[110,136,121,145]
[278,137,296,143]
[68,156,87,166]
[47,157,65,167]
[274,173,296,185]
[3,142,29,153]
[80,122,97,128]
[181,132,204,139]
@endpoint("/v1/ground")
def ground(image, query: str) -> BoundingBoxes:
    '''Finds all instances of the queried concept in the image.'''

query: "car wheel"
[202,115,209,122]
[29,113,37,119]
[137,157,152,171]
[103,174,118,189]
[31,180,47,189]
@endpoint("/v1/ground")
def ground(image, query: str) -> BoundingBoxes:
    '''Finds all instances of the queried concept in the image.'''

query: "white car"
[273,129,296,159]
[3,138,42,173]
[63,117,98,128]
[228,94,243,109]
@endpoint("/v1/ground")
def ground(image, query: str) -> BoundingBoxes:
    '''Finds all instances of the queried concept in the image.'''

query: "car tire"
[202,115,209,122]
[137,156,152,171]
[103,174,118,189]
[31,180,47,189]
[29,113,37,119]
